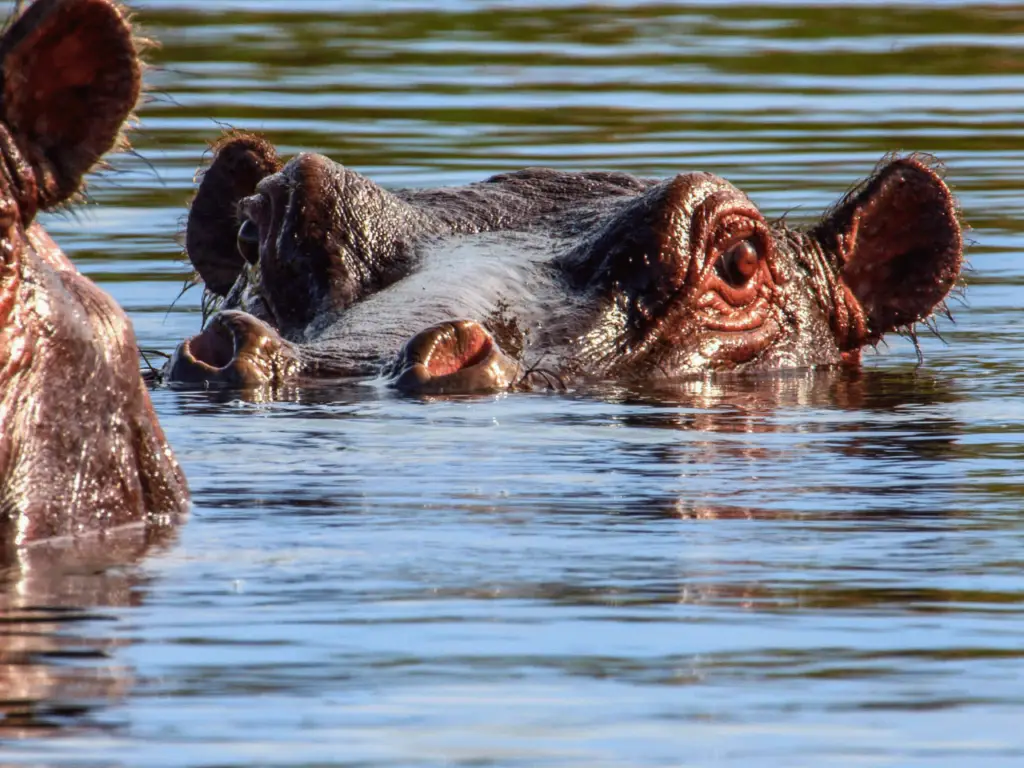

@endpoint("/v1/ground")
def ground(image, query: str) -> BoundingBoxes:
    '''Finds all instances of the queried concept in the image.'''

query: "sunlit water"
[3,1,1024,765]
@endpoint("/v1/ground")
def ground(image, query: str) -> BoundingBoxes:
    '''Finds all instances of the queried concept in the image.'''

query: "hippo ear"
[185,132,282,296]
[813,157,962,341]
[0,0,141,210]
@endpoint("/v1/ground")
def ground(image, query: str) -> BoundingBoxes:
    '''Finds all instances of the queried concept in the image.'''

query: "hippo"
[166,131,962,395]
[0,0,188,544]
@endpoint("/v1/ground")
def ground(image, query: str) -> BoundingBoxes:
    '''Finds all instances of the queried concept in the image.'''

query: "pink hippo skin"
[0,0,188,545]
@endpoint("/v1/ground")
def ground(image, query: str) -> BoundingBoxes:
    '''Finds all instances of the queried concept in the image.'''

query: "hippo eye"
[237,218,260,266]
[717,239,760,287]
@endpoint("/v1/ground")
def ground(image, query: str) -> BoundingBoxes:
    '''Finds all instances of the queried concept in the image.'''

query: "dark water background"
[3,0,1024,765]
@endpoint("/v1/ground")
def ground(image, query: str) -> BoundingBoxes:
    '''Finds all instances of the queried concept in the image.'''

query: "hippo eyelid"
[254,171,290,197]
[245,172,294,226]
[237,193,264,224]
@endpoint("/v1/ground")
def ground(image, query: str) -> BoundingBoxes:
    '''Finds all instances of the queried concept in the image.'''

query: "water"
[3,1,1024,765]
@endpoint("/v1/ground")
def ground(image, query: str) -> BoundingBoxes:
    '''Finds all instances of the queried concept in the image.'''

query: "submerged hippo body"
[168,132,963,394]
[0,0,188,542]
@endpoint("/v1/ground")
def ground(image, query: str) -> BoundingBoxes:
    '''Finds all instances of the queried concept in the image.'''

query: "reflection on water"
[7,0,1024,765]
[0,528,176,739]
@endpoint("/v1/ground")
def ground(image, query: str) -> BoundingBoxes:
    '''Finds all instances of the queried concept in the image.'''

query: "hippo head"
[169,133,961,395]
[0,0,188,542]
[550,159,962,380]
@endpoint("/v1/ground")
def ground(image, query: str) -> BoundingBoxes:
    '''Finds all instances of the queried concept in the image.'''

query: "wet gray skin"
[168,132,963,395]
[0,0,189,544]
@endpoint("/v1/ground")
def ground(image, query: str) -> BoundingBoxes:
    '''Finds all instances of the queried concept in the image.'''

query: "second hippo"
[0,0,188,543]
[167,133,962,394]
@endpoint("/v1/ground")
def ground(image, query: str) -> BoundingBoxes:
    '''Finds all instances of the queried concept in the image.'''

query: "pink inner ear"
[426,325,493,377]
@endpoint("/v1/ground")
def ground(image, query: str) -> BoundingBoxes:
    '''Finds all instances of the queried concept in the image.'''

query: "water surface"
[3,1,1024,765]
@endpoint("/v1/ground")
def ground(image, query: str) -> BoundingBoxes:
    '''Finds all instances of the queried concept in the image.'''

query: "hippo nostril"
[392,320,521,394]
[237,219,260,265]
[186,321,236,369]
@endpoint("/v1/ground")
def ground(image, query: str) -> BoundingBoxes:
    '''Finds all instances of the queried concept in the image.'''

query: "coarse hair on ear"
[813,154,963,340]
[0,0,142,210]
